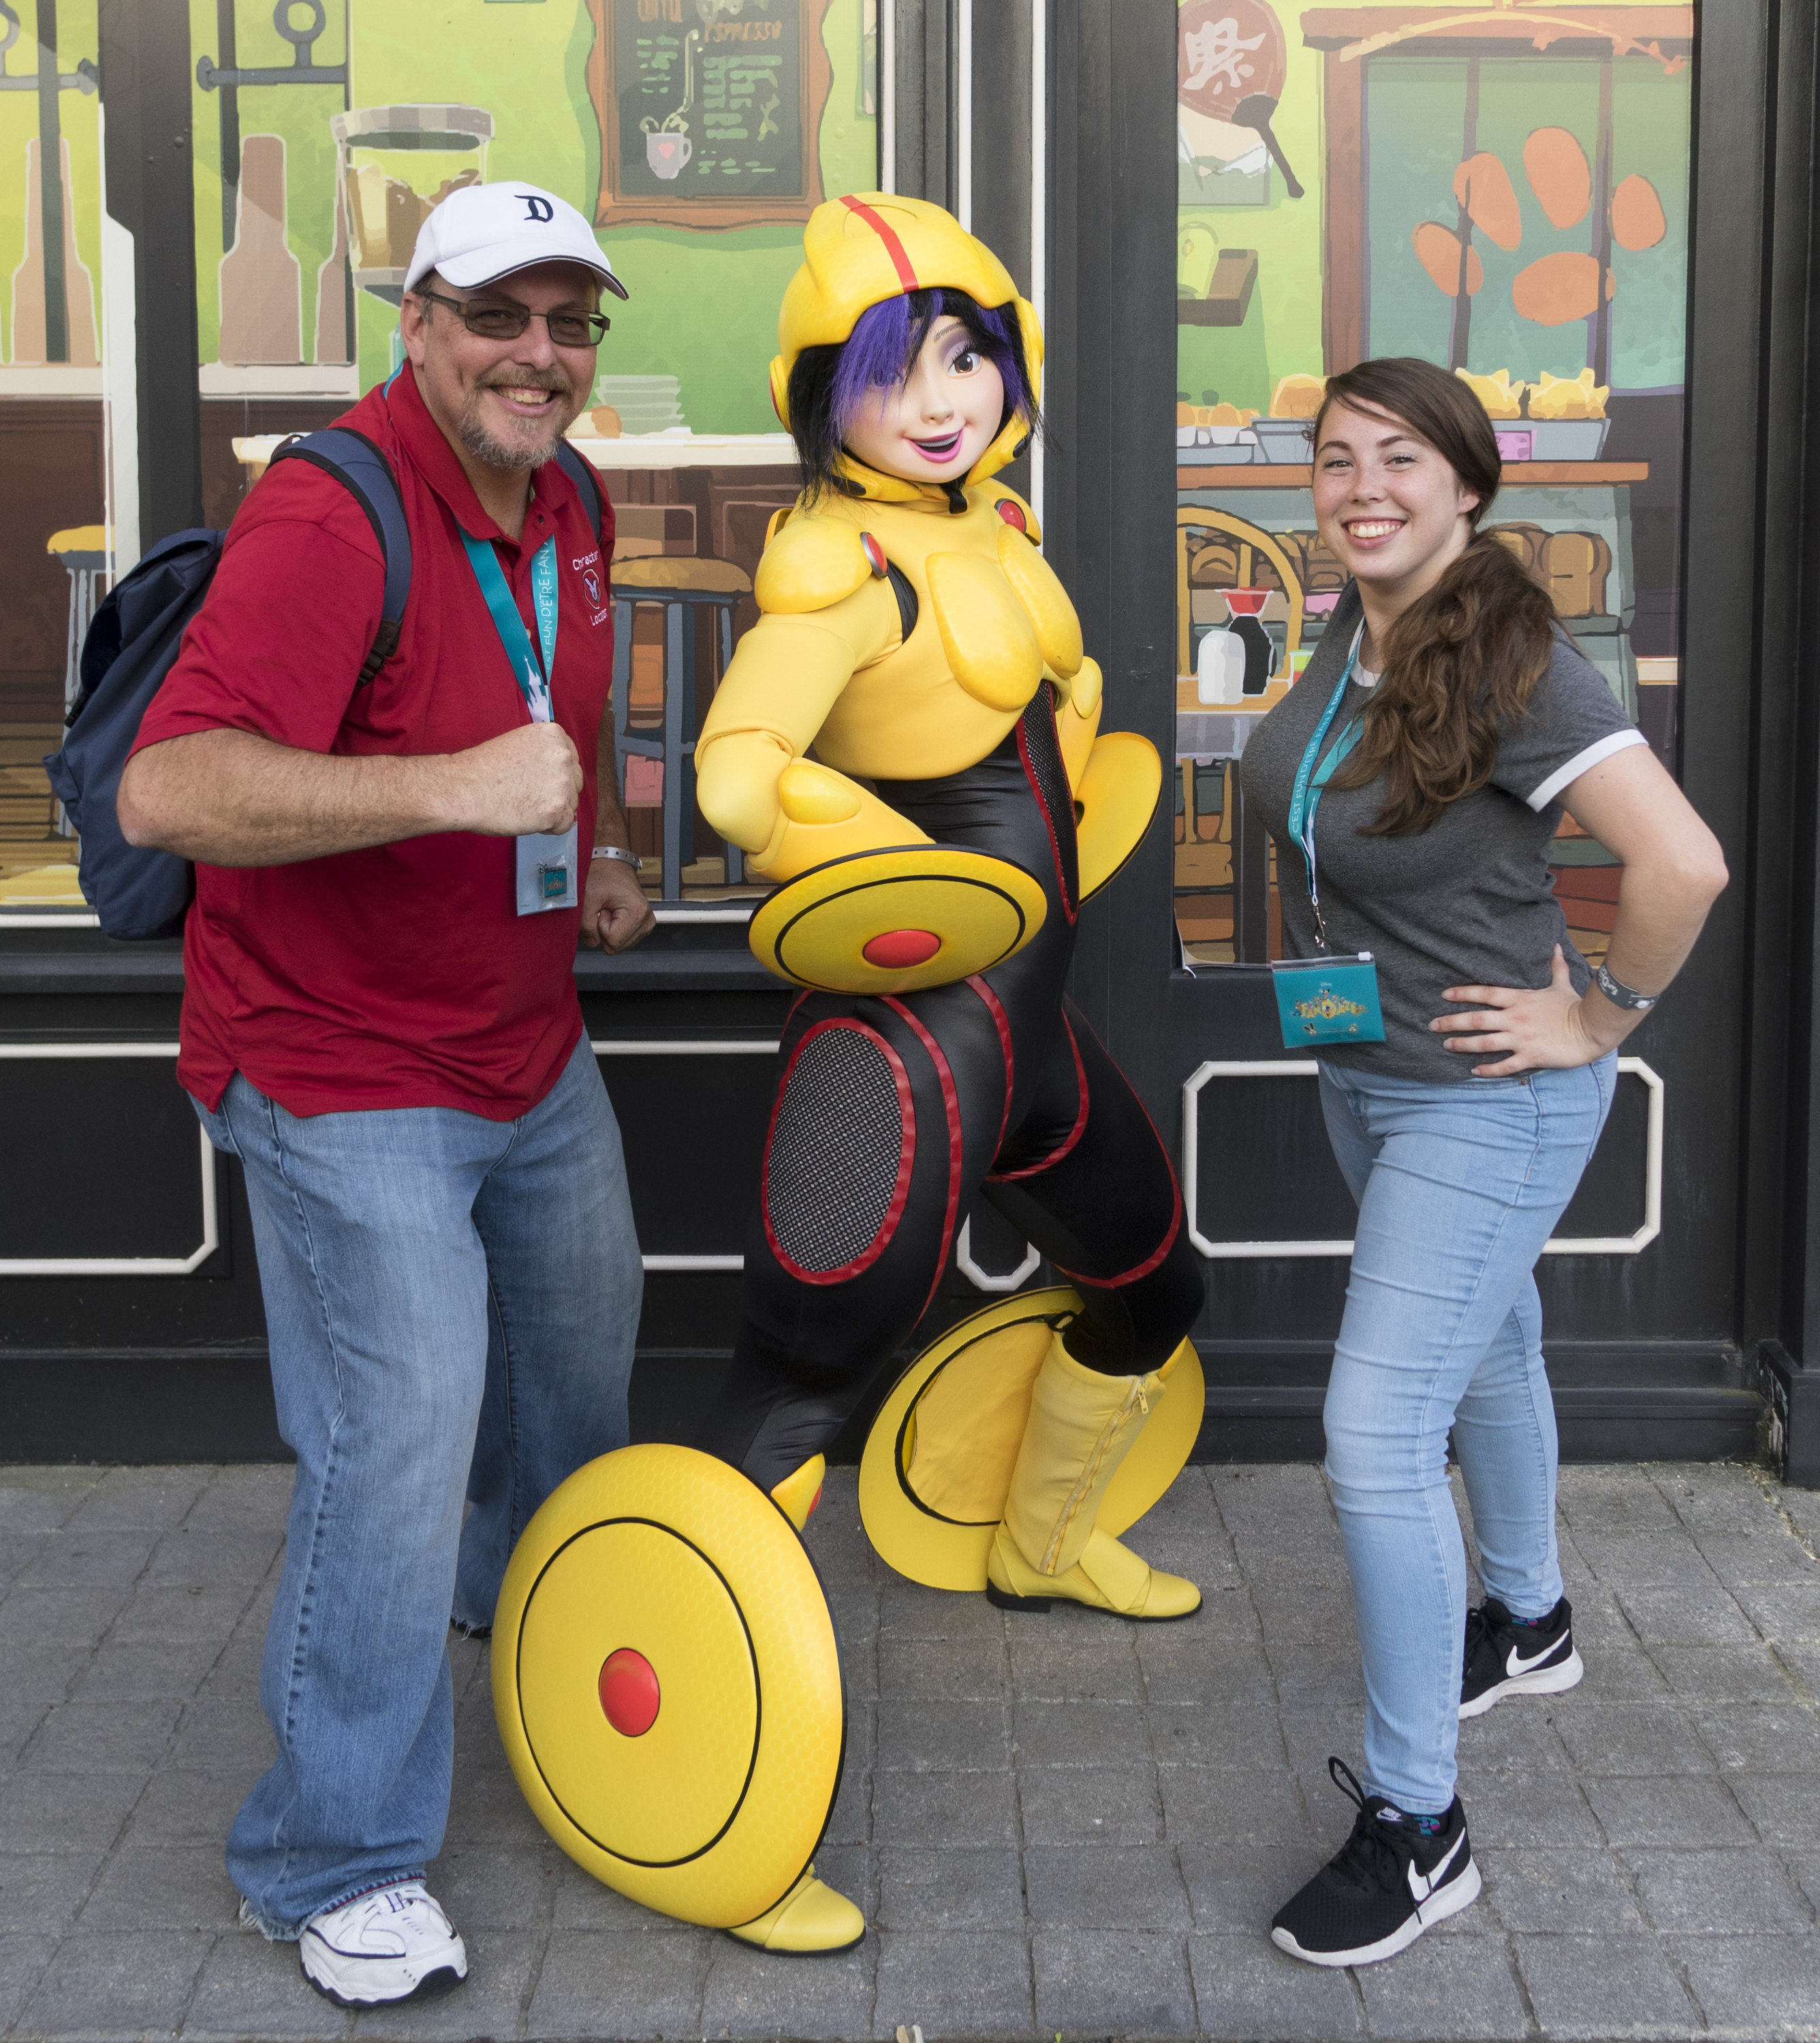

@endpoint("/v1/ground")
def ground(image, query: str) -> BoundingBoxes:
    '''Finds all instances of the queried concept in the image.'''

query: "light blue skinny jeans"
[1317,1054,1616,1816]
[191,1035,642,1935]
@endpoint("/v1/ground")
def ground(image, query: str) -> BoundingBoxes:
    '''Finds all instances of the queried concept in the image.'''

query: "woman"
[1236,358,1725,1967]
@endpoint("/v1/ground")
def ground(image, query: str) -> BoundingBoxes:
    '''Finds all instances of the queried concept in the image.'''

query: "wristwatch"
[1594,962,1657,1012]
[590,845,644,872]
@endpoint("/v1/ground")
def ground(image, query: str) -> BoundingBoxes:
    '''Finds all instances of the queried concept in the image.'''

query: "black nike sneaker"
[1270,1758,1480,1967]
[1459,1594,1582,1720]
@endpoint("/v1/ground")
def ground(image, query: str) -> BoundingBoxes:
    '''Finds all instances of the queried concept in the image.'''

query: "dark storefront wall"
[3,1,1819,1481]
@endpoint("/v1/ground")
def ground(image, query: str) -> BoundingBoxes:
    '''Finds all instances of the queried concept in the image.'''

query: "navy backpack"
[44,431,604,940]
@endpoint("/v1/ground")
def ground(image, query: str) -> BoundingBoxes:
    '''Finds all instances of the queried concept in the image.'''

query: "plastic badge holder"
[1271,953,1385,1045]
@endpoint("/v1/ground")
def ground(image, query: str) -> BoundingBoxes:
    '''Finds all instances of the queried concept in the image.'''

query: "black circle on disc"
[516,1516,764,1869]
[893,1308,1069,1526]
[770,872,1031,980]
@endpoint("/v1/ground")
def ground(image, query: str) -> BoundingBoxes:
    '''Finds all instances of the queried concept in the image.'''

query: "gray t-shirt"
[1236,582,1646,1081]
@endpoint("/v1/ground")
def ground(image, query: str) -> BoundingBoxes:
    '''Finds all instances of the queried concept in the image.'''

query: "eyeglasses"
[415,290,610,348]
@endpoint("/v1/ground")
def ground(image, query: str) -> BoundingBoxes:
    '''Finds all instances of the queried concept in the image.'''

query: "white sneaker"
[298,1880,468,2008]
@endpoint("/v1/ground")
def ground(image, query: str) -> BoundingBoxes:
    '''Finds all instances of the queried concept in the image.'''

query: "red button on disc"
[598,1647,661,1737]
[862,929,941,969]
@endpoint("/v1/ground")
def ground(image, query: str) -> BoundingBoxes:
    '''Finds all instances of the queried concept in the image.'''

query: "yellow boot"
[726,1864,865,1954]
[986,1335,1201,1621]
[719,1459,865,1952]
[770,1455,827,1532]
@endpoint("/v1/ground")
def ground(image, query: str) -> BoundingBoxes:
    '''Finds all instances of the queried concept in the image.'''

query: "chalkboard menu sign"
[587,0,834,227]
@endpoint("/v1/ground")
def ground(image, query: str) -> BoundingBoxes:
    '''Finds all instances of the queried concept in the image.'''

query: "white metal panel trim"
[0,1041,219,1275]
[956,0,973,229]
[1029,0,1047,528]
[589,1038,779,1269]
[956,1214,1041,1293]
[0,905,758,930]
[879,0,896,193]
[1180,1056,1664,1259]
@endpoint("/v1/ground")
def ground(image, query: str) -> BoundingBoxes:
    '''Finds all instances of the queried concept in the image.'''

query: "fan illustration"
[1177,0,1304,201]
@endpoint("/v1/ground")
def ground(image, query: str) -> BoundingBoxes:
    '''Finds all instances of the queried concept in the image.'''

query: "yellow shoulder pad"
[754,514,873,616]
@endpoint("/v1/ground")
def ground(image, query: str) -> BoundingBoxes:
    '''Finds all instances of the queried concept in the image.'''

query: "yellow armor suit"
[492,195,1205,1959]
[697,197,1155,991]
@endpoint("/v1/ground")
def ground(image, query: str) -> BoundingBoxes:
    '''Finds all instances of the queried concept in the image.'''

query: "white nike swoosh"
[1506,1634,1565,1676]
[1407,1826,1466,1905]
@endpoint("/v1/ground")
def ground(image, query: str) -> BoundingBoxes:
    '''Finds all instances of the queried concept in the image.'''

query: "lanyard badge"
[461,532,578,917]
[1271,635,1385,1047]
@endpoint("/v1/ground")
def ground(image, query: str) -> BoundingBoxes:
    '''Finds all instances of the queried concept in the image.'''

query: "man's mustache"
[477,370,571,396]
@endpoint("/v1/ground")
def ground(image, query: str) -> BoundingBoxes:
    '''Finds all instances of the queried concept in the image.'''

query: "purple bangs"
[830,289,1031,433]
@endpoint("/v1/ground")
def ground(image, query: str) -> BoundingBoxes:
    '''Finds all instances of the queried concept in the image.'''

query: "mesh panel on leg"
[1018,693,1079,910]
[766,1025,909,1274]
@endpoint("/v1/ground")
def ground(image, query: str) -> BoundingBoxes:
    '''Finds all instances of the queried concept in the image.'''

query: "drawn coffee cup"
[646,131,693,179]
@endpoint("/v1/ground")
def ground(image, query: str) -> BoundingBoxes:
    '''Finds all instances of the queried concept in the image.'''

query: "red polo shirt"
[131,368,616,1120]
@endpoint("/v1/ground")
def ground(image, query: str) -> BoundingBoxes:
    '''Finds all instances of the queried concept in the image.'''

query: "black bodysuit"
[697,689,1206,1492]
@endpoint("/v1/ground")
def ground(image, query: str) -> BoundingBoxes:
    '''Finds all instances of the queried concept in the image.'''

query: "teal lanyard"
[1285,635,1365,946]
[461,530,559,722]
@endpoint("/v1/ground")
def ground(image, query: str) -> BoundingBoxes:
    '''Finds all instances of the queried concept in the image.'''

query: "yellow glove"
[744,759,932,883]
[1056,655,1103,791]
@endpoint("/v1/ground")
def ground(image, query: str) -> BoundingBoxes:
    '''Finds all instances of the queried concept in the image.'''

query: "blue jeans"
[1317,1056,1616,1815]
[192,1035,642,1935]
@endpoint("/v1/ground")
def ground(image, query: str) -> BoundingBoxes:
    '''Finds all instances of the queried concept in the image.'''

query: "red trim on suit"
[1053,1179,1182,1290]
[1017,712,1078,925]
[967,974,1016,1158]
[1051,1014,1186,1287]
[987,1015,1088,1182]
[883,996,964,1317]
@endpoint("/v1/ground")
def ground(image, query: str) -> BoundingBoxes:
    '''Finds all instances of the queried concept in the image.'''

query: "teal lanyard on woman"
[1285,635,1364,951]
[460,528,578,914]
[1269,631,1386,1045]
[461,530,559,721]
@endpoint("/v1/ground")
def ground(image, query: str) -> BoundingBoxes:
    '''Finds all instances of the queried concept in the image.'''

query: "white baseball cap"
[403,181,629,300]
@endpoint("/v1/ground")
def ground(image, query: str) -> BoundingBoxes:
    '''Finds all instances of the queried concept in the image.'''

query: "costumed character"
[491,195,1206,1957]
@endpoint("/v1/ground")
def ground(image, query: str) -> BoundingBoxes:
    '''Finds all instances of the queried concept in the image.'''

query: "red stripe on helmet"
[840,195,920,294]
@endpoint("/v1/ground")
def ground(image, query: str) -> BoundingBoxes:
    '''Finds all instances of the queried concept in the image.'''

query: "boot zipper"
[1039,1378,1148,1577]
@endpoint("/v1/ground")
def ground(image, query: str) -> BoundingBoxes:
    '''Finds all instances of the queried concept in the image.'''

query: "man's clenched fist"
[456,723,584,836]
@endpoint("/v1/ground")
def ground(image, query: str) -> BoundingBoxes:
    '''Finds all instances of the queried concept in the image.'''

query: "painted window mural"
[0,0,876,908]
[1172,0,1691,967]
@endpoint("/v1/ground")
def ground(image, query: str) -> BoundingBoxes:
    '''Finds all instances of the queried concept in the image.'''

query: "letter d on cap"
[520,195,555,222]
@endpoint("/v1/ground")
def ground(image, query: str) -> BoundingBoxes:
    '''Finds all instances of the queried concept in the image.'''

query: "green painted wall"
[1174,16,1323,415]
[1175,0,1689,409]
[178,0,873,426]
[0,0,102,366]
[188,0,347,369]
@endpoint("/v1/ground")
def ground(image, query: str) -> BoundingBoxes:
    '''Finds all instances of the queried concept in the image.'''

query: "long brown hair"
[1315,358,1560,835]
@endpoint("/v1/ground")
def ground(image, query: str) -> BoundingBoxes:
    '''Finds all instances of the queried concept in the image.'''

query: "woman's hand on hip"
[1430,946,1629,1075]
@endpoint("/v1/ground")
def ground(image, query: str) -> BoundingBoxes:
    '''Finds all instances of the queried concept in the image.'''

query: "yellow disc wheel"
[491,1444,844,1930]
[858,1288,1206,1591]
[748,846,1047,995]
[1075,731,1163,901]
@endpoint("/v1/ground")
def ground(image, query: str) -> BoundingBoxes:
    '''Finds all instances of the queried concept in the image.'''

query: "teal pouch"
[1270,953,1386,1046]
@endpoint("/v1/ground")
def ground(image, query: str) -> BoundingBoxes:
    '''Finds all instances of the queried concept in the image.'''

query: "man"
[119,183,653,2009]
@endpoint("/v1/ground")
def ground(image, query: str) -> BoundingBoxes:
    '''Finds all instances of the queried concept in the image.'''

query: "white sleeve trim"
[1526,729,1648,812]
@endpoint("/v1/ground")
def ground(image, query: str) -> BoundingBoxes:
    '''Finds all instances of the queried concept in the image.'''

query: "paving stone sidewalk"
[3,1457,1819,2043]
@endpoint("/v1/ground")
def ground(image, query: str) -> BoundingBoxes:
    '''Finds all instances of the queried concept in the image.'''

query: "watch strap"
[1595,961,1656,1011]
[591,844,643,872]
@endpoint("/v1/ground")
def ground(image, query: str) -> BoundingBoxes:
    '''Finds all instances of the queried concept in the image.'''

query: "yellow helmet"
[769,193,1043,488]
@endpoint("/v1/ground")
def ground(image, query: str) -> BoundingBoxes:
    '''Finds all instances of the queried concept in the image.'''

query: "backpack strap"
[268,428,413,686]
[554,441,606,543]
